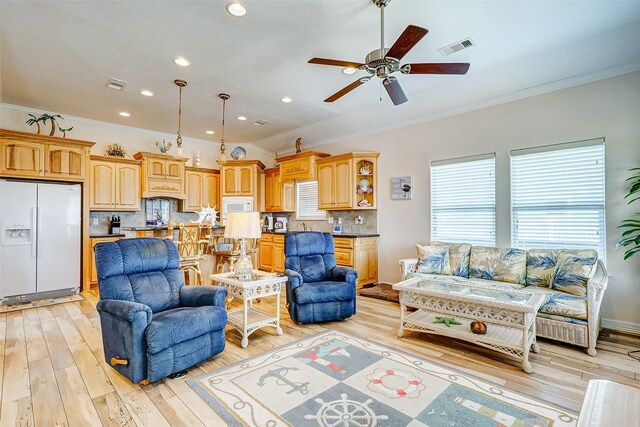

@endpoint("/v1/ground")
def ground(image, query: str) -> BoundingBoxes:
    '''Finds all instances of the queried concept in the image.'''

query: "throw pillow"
[469,246,527,285]
[416,244,451,275]
[526,249,559,288]
[431,241,471,278]
[551,252,597,297]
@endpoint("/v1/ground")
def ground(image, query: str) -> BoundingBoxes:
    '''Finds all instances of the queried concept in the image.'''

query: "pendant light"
[174,79,187,157]
[216,93,230,166]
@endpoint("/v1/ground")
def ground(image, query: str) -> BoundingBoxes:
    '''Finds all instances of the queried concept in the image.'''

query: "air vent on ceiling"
[437,38,476,57]
[105,78,128,91]
[252,119,269,126]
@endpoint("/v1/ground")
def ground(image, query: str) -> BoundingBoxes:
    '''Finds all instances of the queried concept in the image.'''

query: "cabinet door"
[237,166,254,196]
[259,240,273,271]
[90,161,115,210]
[116,164,140,210]
[222,167,237,195]
[165,159,183,181]
[204,173,220,210]
[317,162,334,209]
[273,240,285,273]
[334,159,353,208]
[264,172,275,211]
[148,159,166,179]
[1,141,45,177]
[282,183,295,212]
[272,174,283,211]
[45,144,84,179]
[184,171,204,212]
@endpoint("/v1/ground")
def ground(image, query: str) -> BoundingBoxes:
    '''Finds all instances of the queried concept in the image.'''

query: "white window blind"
[511,139,606,259]
[431,154,496,245]
[296,181,326,220]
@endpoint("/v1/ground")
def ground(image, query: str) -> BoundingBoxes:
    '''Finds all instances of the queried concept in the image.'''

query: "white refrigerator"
[0,180,81,302]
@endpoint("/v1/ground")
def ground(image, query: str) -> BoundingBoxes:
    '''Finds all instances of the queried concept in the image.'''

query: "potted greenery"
[618,167,640,260]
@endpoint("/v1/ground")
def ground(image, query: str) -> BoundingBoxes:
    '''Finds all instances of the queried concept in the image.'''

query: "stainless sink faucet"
[301,222,313,232]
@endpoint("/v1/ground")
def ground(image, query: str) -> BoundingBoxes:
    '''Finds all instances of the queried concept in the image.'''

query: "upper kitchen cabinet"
[180,167,220,212]
[0,129,93,181]
[264,167,295,212]
[221,160,265,197]
[276,151,330,182]
[316,152,379,210]
[133,152,188,199]
[89,155,141,211]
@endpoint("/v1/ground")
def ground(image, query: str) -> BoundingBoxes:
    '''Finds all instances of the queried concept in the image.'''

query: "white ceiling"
[2,1,640,153]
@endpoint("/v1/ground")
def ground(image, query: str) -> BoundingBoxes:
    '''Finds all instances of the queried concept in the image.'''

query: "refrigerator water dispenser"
[2,227,32,245]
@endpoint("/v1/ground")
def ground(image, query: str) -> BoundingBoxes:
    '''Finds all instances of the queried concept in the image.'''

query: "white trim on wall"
[601,318,640,335]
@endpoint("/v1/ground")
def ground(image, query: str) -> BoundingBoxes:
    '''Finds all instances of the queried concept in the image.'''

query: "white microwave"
[221,197,253,225]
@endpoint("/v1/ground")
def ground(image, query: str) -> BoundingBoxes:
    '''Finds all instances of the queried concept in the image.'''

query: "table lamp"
[224,212,261,280]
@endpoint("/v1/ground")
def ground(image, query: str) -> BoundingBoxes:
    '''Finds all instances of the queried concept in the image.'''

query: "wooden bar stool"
[166,221,212,285]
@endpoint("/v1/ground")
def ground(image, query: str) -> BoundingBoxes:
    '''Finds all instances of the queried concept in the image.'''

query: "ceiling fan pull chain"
[379,80,383,102]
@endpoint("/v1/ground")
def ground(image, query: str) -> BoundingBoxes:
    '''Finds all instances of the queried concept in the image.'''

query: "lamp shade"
[224,212,261,239]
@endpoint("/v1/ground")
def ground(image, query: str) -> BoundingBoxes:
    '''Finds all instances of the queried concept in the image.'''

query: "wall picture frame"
[391,176,412,200]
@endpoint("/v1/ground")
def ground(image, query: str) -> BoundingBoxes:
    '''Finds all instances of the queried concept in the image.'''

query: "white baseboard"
[601,318,640,335]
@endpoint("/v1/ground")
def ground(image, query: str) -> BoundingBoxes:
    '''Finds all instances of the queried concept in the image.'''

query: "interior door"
[36,183,81,292]
[0,180,38,297]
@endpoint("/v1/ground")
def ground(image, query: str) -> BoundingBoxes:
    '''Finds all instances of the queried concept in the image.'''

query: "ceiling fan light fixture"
[226,1,247,17]
[342,67,357,75]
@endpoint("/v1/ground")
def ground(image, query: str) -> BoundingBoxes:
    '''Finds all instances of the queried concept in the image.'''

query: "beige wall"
[309,71,640,330]
[0,104,275,168]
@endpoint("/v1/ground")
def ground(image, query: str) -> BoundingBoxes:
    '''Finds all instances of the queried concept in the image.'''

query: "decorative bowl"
[230,146,247,160]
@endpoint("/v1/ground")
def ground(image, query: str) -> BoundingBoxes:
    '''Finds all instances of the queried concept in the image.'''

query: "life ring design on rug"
[366,368,425,399]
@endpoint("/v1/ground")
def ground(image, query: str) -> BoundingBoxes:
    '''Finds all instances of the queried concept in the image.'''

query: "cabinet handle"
[39,168,44,173]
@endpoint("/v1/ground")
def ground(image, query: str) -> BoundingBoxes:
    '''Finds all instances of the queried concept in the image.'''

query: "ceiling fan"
[309,0,470,106]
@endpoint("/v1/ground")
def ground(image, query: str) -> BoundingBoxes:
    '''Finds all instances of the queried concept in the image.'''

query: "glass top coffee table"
[210,271,287,348]
[393,277,545,373]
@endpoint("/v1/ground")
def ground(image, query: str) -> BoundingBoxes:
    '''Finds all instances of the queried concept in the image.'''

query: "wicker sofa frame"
[398,257,608,357]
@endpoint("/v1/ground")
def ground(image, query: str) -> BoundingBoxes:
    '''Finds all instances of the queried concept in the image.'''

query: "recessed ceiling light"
[174,57,191,67]
[342,67,357,75]
[226,1,247,17]
[140,90,154,97]
[206,130,215,134]
[281,96,293,103]
[237,116,247,121]
[119,112,130,117]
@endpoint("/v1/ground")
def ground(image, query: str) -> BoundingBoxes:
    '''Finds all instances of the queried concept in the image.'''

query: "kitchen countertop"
[121,225,225,231]
[90,233,126,238]
[261,230,379,238]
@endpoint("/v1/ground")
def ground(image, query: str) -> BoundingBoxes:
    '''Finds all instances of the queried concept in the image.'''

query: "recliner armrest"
[330,265,358,287]
[180,285,228,308]
[284,269,304,290]
[97,299,152,325]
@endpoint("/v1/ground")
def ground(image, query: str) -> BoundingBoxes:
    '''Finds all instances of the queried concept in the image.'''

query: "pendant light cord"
[177,85,183,147]
[220,97,226,154]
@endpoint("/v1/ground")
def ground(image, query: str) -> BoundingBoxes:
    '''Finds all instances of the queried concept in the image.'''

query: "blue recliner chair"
[284,232,357,323]
[94,238,228,384]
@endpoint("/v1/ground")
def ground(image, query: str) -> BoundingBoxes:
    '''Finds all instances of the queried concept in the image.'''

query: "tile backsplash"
[90,199,198,235]
[264,210,377,234]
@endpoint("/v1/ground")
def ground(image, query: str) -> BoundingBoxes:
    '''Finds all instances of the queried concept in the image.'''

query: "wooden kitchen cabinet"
[258,233,286,273]
[89,155,141,211]
[264,167,295,212]
[333,236,378,289]
[90,236,122,286]
[0,129,93,181]
[180,167,220,212]
[276,151,330,182]
[221,160,264,197]
[134,152,188,199]
[316,152,379,210]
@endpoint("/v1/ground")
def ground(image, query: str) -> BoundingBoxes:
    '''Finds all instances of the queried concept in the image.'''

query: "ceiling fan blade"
[404,63,470,75]
[383,77,408,106]
[385,25,428,61]
[309,58,364,68]
[324,77,371,102]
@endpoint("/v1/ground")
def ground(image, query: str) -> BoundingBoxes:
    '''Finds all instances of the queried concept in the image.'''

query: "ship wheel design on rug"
[304,393,389,426]
[366,368,425,399]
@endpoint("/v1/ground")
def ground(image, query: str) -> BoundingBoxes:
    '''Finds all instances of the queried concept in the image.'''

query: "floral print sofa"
[398,243,608,356]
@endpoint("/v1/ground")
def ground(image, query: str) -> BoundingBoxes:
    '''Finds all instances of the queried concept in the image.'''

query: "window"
[296,181,326,220]
[431,154,496,245]
[511,139,606,259]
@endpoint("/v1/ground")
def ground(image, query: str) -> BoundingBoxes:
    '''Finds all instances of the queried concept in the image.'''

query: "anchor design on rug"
[257,366,309,395]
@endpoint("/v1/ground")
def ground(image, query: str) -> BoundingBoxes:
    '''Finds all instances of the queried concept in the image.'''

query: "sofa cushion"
[431,242,471,278]
[416,244,451,275]
[469,246,527,285]
[536,313,587,325]
[145,306,228,354]
[526,249,597,288]
[551,252,597,297]
[525,287,588,320]
[295,281,355,305]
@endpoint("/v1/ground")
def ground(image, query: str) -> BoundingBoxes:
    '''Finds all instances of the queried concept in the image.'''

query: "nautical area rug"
[187,330,577,427]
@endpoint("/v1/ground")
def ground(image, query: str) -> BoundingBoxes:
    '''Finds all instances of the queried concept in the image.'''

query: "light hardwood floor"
[0,291,638,426]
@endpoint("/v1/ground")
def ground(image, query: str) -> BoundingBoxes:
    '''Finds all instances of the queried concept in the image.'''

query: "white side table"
[210,271,287,348]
